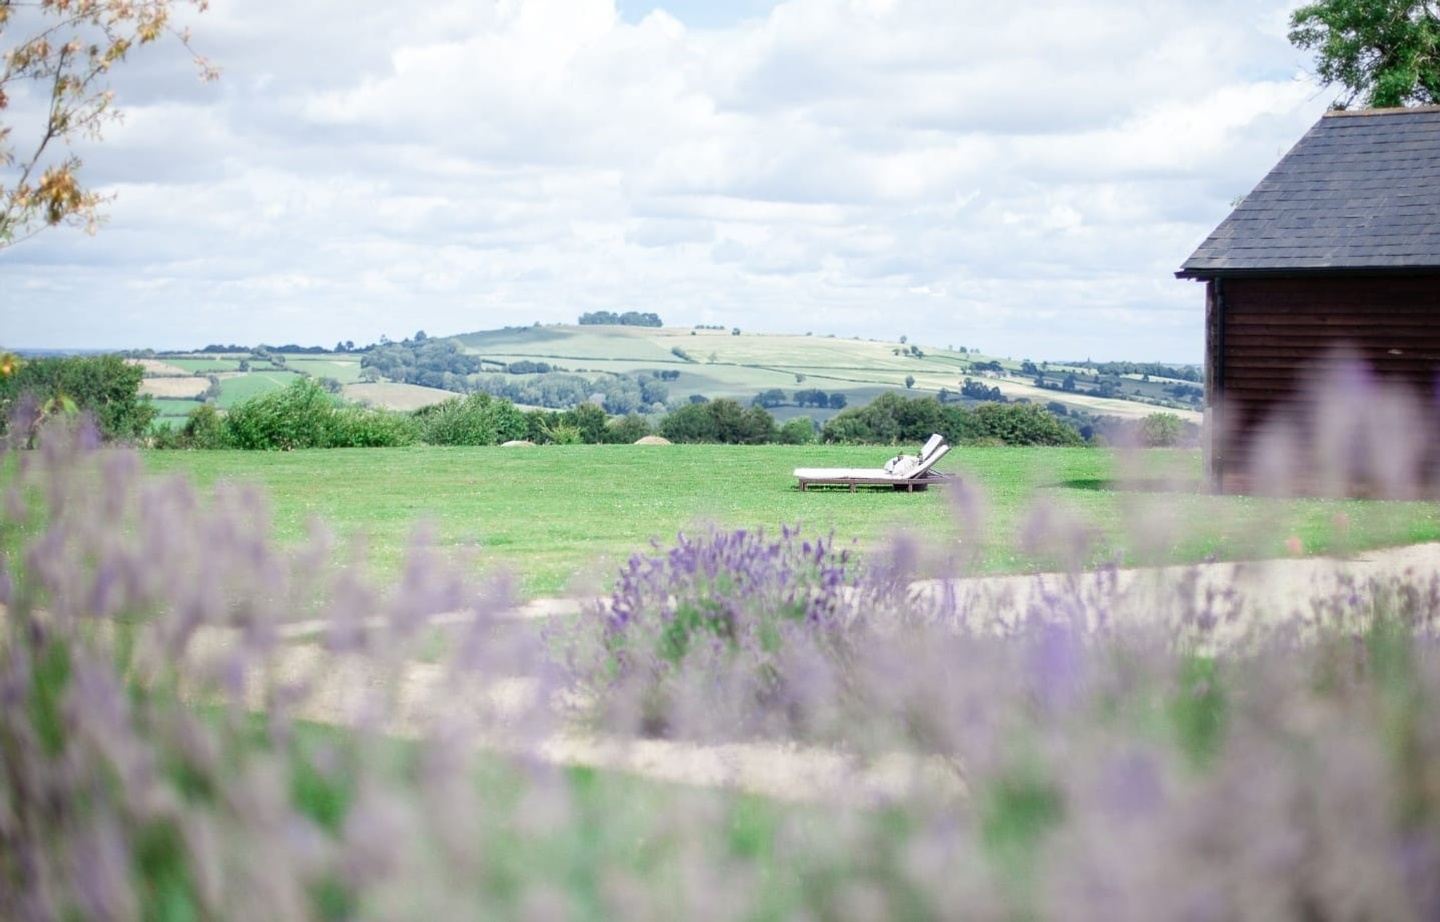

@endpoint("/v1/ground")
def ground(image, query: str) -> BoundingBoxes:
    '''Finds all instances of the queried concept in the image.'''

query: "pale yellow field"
[128,358,191,377]
[139,377,210,399]
[342,382,455,410]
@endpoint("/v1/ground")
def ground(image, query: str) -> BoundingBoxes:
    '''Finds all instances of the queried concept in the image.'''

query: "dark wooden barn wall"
[1211,273,1440,492]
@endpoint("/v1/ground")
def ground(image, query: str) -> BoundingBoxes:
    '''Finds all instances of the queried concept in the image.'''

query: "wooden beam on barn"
[1204,278,1226,492]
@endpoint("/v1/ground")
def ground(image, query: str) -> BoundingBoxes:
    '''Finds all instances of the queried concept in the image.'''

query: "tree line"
[0,355,1096,450]
[578,311,663,327]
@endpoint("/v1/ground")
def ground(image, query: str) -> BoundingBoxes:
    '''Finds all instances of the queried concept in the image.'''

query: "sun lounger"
[794,442,952,492]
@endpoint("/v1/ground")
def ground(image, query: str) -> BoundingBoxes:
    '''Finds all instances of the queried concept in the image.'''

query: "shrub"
[418,393,528,446]
[222,378,338,450]
[970,403,1085,446]
[329,407,421,447]
[822,393,1081,446]
[548,424,583,444]
[779,417,817,444]
[565,403,609,444]
[182,403,227,449]
[661,399,776,444]
[605,414,652,444]
[822,393,957,444]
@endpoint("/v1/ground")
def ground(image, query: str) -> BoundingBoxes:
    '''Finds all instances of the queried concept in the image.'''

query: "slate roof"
[1178,107,1440,277]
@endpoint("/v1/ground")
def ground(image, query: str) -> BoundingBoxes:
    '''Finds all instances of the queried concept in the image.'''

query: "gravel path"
[250,542,1440,801]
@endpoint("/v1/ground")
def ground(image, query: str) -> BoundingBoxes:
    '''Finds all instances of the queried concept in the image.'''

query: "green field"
[150,397,204,423]
[140,445,1440,597]
[215,370,304,407]
[164,357,243,373]
[283,355,365,383]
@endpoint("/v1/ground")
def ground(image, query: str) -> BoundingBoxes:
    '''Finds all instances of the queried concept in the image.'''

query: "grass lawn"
[140,445,1440,598]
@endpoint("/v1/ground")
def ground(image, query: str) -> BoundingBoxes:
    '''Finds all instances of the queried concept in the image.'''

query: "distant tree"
[688,394,709,404]
[828,393,847,410]
[0,1,217,248]
[793,388,830,408]
[961,377,1004,402]
[795,373,806,384]
[1140,412,1184,448]
[1020,360,1039,375]
[317,376,343,395]
[752,388,788,409]
[237,359,251,373]
[731,328,740,336]
[413,330,428,342]
[1290,0,1440,108]
[904,375,916,389]
[899,335,908,344]
[578,311,663,327]
[1062,373,1078,392]
[639,377,669,406]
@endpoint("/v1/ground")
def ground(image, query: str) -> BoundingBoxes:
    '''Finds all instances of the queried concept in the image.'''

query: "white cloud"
[0,0,1329,361]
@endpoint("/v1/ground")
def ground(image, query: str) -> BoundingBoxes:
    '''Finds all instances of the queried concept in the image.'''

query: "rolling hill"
[130,325,1203,430]
[449,325,1203,423]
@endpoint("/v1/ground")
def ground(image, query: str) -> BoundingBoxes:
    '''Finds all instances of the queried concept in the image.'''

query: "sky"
[0,0,1330,362]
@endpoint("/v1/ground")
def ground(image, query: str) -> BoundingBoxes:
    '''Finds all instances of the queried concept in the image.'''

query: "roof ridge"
[1323,105,1440,118]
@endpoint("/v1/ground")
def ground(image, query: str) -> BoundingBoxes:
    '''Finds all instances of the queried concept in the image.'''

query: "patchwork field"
[132,353,369,423]
[141,444,1439,597]
[454,325,1201,423]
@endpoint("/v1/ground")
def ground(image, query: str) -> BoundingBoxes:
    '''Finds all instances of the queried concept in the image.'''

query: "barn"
[1178,106,1440,493]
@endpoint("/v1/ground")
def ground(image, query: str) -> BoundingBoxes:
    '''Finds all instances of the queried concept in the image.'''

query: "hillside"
[129,325,1203,431]
[449,325,1203,423]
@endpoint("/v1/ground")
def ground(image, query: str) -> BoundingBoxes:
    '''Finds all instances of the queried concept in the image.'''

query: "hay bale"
[633,435,672,445]
[501,440,536,447]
